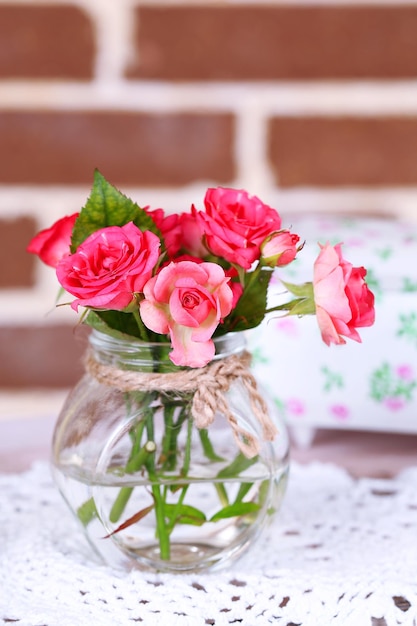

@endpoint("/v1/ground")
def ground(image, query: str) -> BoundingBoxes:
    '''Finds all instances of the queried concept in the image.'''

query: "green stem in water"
[150,484,170,560]
[181,416,193,477]
[215,482,230,507]
[234,482,253,504]
[199,429,224,462]
[109,440,156,524]
[161,403,189,471]
[166,413,193,534]
[167,485,189,534]
[145,410,171,560]
[160,401,176,470]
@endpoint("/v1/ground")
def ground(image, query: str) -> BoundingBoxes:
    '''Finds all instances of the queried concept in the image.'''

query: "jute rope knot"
[84,350,277,458]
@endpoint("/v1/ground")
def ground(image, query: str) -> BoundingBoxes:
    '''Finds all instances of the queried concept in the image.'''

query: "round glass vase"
[51,329,290,573]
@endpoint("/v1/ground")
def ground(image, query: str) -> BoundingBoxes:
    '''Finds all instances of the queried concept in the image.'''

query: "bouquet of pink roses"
[27,171,375,569]
[28,170,375,363]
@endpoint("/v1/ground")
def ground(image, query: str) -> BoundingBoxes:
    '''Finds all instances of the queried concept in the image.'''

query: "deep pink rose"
[140,261,234,367]
[146,207,183,259]
[261,230,301,267]
[197,187,282,269]
[313,243,375,346]
[178,210,207,258]
[27,213,79,267]
[56,222,160,311]
[147,206,207,259]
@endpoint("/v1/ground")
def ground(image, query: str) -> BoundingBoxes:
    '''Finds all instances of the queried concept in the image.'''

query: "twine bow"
[84,350,277,458]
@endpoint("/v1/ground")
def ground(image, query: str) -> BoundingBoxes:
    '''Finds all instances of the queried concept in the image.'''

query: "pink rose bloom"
[140,261,234,367]
[261,230,301,267]
[146,207,207,259]
[56,222,160,311]
[313,243,375,346]
[146,207,183,258]
[225,267,243,309]
[27,213,79,267]
[179,210,207,258]
[197,187,282,269]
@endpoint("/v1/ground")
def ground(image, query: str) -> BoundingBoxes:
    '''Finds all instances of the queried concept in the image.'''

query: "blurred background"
[1,0,417,427]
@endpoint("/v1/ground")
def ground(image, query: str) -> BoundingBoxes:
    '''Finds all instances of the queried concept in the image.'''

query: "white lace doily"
[1,461,416,626]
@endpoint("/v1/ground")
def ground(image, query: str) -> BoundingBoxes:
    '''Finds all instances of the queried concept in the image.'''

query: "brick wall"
[2,0,417,401]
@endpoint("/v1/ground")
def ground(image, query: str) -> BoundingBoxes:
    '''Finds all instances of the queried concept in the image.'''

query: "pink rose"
[313,243,375,346]
[225,267,243,308]
[178,210,207,258]
[140,261,234,367]
[147,206,207,259]
[27,213,79,267]
[146,207,183,259]
[261,230,301,267]
[56,222,160,311]
[197,187,282,269]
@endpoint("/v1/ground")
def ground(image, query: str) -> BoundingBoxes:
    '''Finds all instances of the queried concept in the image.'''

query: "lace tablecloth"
[1,461,416,626]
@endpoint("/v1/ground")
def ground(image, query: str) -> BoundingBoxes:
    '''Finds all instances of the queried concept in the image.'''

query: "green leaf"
[103,504,155,538]
[71,169,161,251]
[283,297,316,317]
[280,280,314,299]
[210,501,260,522]
[222,268,273,332]
[216,452,258,479]
[85,309,144,340]
[234,482,253,504]
[164,503,207,526]
[77,497,98,526]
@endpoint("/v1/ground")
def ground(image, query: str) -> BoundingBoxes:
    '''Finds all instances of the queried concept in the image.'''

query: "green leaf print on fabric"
[403,278,417,293]
[273,397,287,421]
[250,346,269,366]
[374,247,393,261]
[369,362,416,410]
[397,312,417,347]
[321,366,344,393]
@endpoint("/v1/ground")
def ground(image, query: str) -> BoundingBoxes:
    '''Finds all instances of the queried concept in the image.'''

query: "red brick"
[0,325,89,389]
[0,217,38,288]
[268,117,417,187]
[0,111,235,186]
[127,6,417,80]
[0,5,94,79]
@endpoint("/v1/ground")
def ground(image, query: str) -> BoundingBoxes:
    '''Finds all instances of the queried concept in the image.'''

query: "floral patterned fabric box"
[249,214,417,444]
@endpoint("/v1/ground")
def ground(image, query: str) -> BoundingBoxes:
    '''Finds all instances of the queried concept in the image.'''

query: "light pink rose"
[313,243,375,346]
[56,222,160,311]
[197,187,282,269]
[27,213,79,267]
[140,261,234,367]
[261,230,301,267]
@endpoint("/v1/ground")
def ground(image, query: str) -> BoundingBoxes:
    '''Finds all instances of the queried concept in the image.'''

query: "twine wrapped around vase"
[84,350,277,458]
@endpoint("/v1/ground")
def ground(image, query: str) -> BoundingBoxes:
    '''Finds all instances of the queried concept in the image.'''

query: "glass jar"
[51,330,290,573]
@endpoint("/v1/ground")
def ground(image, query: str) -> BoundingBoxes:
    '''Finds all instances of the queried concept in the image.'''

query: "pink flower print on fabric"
[286,398,306,416]
[384,397,406,411]
[396,365,414,381]
[275,318,299,338]
[330,404,350,421]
